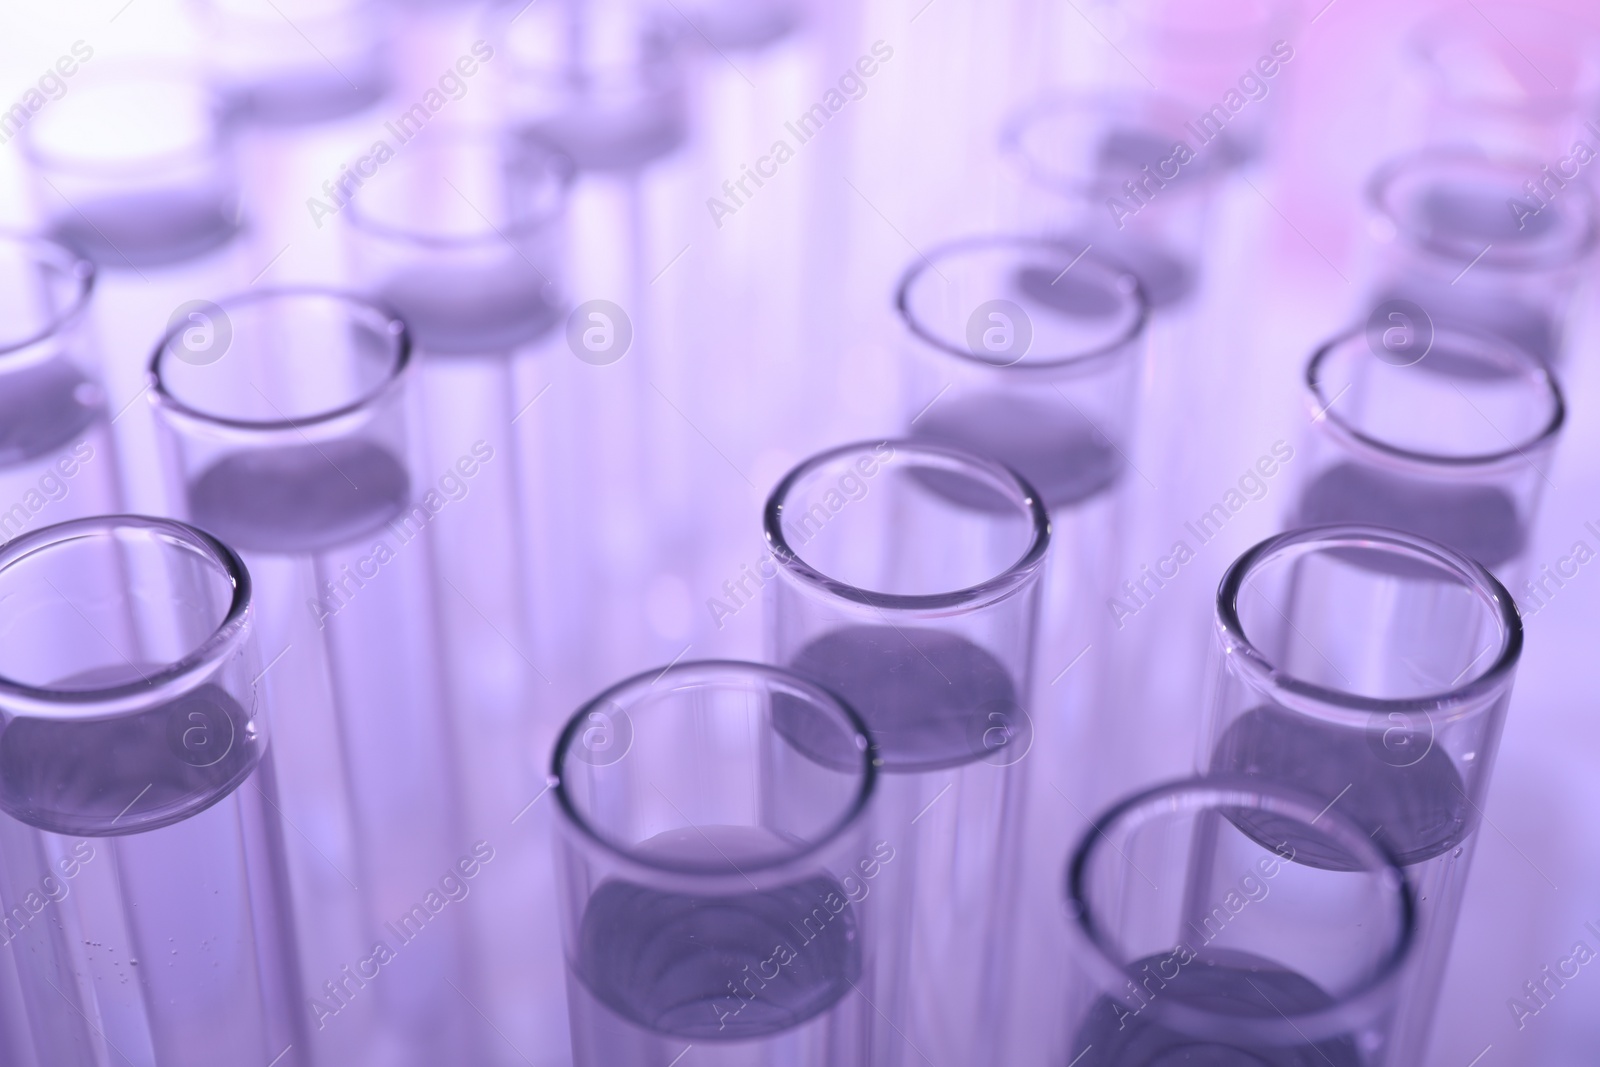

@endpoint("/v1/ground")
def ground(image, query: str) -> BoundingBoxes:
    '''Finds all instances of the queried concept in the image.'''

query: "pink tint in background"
[0,0,1596,1063]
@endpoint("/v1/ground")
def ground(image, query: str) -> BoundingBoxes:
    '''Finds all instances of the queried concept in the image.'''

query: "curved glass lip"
[1064,776,1417,1046]
[551,659,879,886]
[1305,325,1566,471]
[342,128,576,249]
[19,65,233,182]
[999,89,1234,197]
[148,285,412,433]
[1408,3,1600,112]
[1216,525,1523,722]
[895,234,1150,374]
[0,232,95,359]
[0,515,252,721]
[1367,148,1600,270]
[763,438,1051,612]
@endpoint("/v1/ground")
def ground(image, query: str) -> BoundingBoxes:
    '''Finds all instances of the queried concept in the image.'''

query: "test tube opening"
[149,287,413,555]
[1064,777,1416,1055]
[552,661,878,1046]
[0,515,261,836]
[344,128,573,355]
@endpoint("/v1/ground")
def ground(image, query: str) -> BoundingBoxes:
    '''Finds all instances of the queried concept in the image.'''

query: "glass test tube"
[1200,525,1523,1063]
[1060,778,1415,1066]
[0,515,304,1067]
[345,126,573,1059]
[894,236,1147,794]
[0,233,122,544]
[552,660,880,1066]
[1364,148,1599,367]
[1290,323,1564,591]
[21,65,249,516]
[148,289,479,1066]
[763,440,1050,1067]
[1405,2,1600,159]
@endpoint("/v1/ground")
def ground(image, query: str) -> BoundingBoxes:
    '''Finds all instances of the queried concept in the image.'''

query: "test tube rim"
[0,514,253,721]
[341,125,576,250]
[551,659,879,890]
[1367,147,1600,271]
[1304,323,1566,472]
[1063,774,1417,1047]
[763,438,1051,612]
[1215,523,1523,724]
[0,231,96,360]
[147,284,413,434]
[894,233,1150,375]
[19,62,235,183]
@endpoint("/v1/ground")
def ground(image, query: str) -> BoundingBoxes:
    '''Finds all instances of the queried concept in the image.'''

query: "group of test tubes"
[0,0,1591,1064]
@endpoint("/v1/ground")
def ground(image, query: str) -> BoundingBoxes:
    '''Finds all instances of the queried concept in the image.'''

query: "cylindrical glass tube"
[148,288,479,1067]
[1364,149,1599,367]
[1200,525,1523,1063]
[345,126,573,1058]
[0,515,305,1067]
[1289,323,1564,590]
[763,440,1049,1067]
[552,660,880,1066]
[1060,777,1416,1066]
[0,233,122,544]
[1405,2,1600,159]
